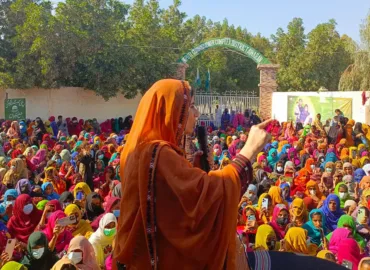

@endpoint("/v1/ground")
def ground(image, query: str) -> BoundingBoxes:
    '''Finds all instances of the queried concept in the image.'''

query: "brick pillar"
[175,63,188,80]
[257,64,279,120]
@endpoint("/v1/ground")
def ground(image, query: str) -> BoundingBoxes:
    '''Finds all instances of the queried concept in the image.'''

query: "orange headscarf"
[304,180,326,201]
[114,79,243,269]
[302,158,315,174]
[340,148,350,161]
[345,120,355,147]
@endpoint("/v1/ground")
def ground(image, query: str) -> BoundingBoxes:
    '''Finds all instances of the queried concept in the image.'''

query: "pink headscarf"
[328,228,351,255]
[269,204,289,240]
[337,238,362,270]
[30,149,47,166]
[43,210,73,253]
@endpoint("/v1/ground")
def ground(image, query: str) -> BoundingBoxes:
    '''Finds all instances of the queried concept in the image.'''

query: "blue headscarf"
[354,168,366,183]
[264,143,272,153]
[302,209,328,246]
[271,141,278,149]
[71,151,79,169]
[320,152,338,170]
[219,150,231,162]
[278,144,291,158]
[267,148,279,168]
[3,189,18,203]
[321,194,343,232]
[280,183,292,203]
[0,189,18,223]
[41,182,60,200]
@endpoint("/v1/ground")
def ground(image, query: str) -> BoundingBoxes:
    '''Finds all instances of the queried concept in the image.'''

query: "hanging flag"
[205,68,211,92]
[196,68,201,88]
[362,91,369,105]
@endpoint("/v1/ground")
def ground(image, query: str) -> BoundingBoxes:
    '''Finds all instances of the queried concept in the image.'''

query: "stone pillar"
[174,63,188,80]
[257,64,279,120]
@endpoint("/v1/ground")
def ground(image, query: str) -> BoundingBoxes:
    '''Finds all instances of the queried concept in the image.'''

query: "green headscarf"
[326,215,366,250]
[334,182,351,208]
[21,232,58,269]
[36,199,49,210]
[302,125,311,137]
[40,144,48,150]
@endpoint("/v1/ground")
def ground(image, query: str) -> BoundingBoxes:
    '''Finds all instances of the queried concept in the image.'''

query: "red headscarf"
[42,210,73,253]
[7,194,43,243]
[46,199,62,212]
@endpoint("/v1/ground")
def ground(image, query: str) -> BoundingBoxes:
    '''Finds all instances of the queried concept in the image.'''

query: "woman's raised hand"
[240,119,273,161]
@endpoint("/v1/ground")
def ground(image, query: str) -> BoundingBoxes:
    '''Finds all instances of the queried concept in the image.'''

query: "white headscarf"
[363,164,370,176]
[88,213,117,265]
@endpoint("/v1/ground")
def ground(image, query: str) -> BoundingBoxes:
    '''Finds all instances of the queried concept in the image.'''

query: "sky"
[54,0,370,43]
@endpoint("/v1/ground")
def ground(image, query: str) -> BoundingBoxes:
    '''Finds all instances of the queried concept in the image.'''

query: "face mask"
[46,212,52,219]
[267,240,276,250]
[68,252,83,265]
[339,192,347,199]
[23,203,33,215]
[263,176,268,181]
[276,217,288,226]
[277,166,283,172]
[309,190,316,196]
[98,154,104,160]
[326,168,332,173]
[103,227,116,237]
[32,247,44,259]
[310,165,315,170]
[113,209,120,218]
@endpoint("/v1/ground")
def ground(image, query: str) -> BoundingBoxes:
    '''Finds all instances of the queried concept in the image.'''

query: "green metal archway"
[177,37,271,65]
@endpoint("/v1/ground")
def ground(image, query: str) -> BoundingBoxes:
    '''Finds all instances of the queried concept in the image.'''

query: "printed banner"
[287,96,352,124]
[5,98,26,121]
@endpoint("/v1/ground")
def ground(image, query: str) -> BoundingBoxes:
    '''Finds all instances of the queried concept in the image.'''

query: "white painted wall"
[0,87,142,121]
[271,91,370,124]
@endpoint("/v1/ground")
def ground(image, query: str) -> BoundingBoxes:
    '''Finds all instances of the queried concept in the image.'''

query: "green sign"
[287,96,352,124]
[5,98,26,121]
[177,38,271,65]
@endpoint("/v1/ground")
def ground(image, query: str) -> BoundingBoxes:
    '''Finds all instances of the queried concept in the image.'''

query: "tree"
[339,12,370,91]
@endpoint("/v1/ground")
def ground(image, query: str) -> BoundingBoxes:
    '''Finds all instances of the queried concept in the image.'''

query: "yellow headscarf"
[317,250,335,261]
[284,227,317,255]
[226,136,232,147]
[254,224,277,251]
[268,186,287,207]
[257,193,272,224]
[290,198,308,225]
[278,140,288,153]
[73,182,92,197]
[64,203,93,238]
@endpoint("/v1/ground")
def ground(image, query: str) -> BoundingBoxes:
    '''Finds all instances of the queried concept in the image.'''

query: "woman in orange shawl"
[345,119,355,147]
[340,148,350,161]
[303,180,326,210]
[113,79,271,269]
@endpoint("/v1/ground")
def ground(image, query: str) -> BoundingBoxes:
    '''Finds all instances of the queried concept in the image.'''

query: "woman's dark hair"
[295,122,303,132]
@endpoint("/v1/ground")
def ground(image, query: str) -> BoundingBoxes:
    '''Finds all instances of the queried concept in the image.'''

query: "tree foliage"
[339,13,370,91]
[0,0,365,98]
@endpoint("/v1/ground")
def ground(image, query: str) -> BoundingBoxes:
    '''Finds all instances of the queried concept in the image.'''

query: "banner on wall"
[4,98,26,121]
[287,96,352,125]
